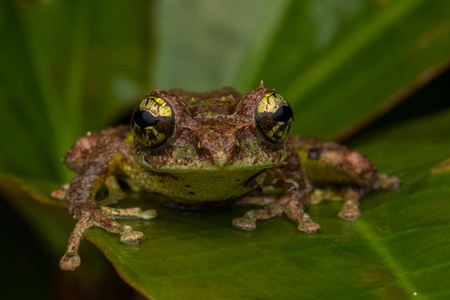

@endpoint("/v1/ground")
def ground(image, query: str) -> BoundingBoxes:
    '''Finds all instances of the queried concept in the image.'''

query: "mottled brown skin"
[54,83,400,271]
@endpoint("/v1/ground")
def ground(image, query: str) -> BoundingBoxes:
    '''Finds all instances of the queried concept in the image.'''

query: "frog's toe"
[51,183,70,200]
[60,252,81,271]
[298,222,321,233]
[338,208,361,220]
[101,206,157,220]
[139,209,157,220]
[378,174,401,190]
[120,226,145,244]
[232,217,256,231]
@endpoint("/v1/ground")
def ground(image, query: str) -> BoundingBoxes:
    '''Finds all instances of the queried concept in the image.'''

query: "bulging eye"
[255,92,293,144]
[132,96,175,148]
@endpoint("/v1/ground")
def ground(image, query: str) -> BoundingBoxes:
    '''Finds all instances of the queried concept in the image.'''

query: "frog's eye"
[255,92,293,144]
[132,96,175,148]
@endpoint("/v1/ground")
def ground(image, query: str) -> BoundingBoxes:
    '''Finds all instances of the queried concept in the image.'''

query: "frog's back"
[169,87,243,119]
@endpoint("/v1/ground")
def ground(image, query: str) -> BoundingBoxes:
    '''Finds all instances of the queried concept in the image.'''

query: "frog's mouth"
[134,138,288,173]
[136,154,283,173]
[133,147,285,173]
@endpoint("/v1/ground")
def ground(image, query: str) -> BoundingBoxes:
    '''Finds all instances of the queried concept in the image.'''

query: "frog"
[52,82,400,271]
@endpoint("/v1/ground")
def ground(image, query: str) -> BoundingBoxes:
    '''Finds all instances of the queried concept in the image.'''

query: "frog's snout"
[197,136,238,167]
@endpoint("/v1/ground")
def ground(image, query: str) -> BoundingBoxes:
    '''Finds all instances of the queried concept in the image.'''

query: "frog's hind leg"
[336,173,400,220]
[310,186,367,220]
[314,173,400,221]
[377,173,401,190]
[337,188,363,220]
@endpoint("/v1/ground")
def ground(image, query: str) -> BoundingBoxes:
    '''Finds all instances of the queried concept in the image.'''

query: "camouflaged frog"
[52,82,400,271]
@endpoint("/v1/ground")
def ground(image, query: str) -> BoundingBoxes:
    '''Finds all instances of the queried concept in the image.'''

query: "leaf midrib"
[356,220,418,298]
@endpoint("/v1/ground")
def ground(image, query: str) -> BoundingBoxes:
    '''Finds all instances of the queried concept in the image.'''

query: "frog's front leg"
[60,135,152,271]
[52,175,126,204]
[232,191,320,233]
[233,142,320,233]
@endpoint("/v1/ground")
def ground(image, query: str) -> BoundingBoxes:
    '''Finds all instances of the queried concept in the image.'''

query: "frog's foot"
[60,205,147,271]
[51,183,70,200]
[232,195,320,233]
[338,207,360,220]
[338,188,362,221]
[284,201,321,233]
[232,204,284,231]
[377,174,401,190]
[232,216,257,230]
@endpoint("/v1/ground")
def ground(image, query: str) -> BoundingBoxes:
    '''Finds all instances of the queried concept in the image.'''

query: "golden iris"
[255,92,293,144]
[132,96,175,149]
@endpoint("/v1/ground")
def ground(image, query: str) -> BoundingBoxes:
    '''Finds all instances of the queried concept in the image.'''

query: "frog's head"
[131,82,294,173]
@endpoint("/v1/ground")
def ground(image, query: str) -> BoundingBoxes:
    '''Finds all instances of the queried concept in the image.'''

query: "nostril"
[195,140,215,162]
[226,143,243,163]
[200,139,208,149]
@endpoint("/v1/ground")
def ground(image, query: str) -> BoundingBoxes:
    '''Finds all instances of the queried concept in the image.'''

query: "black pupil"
[271,106,293,123]
[134,110,158,127]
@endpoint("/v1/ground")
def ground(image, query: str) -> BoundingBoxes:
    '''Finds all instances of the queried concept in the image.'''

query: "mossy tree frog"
[53,82,400,271]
